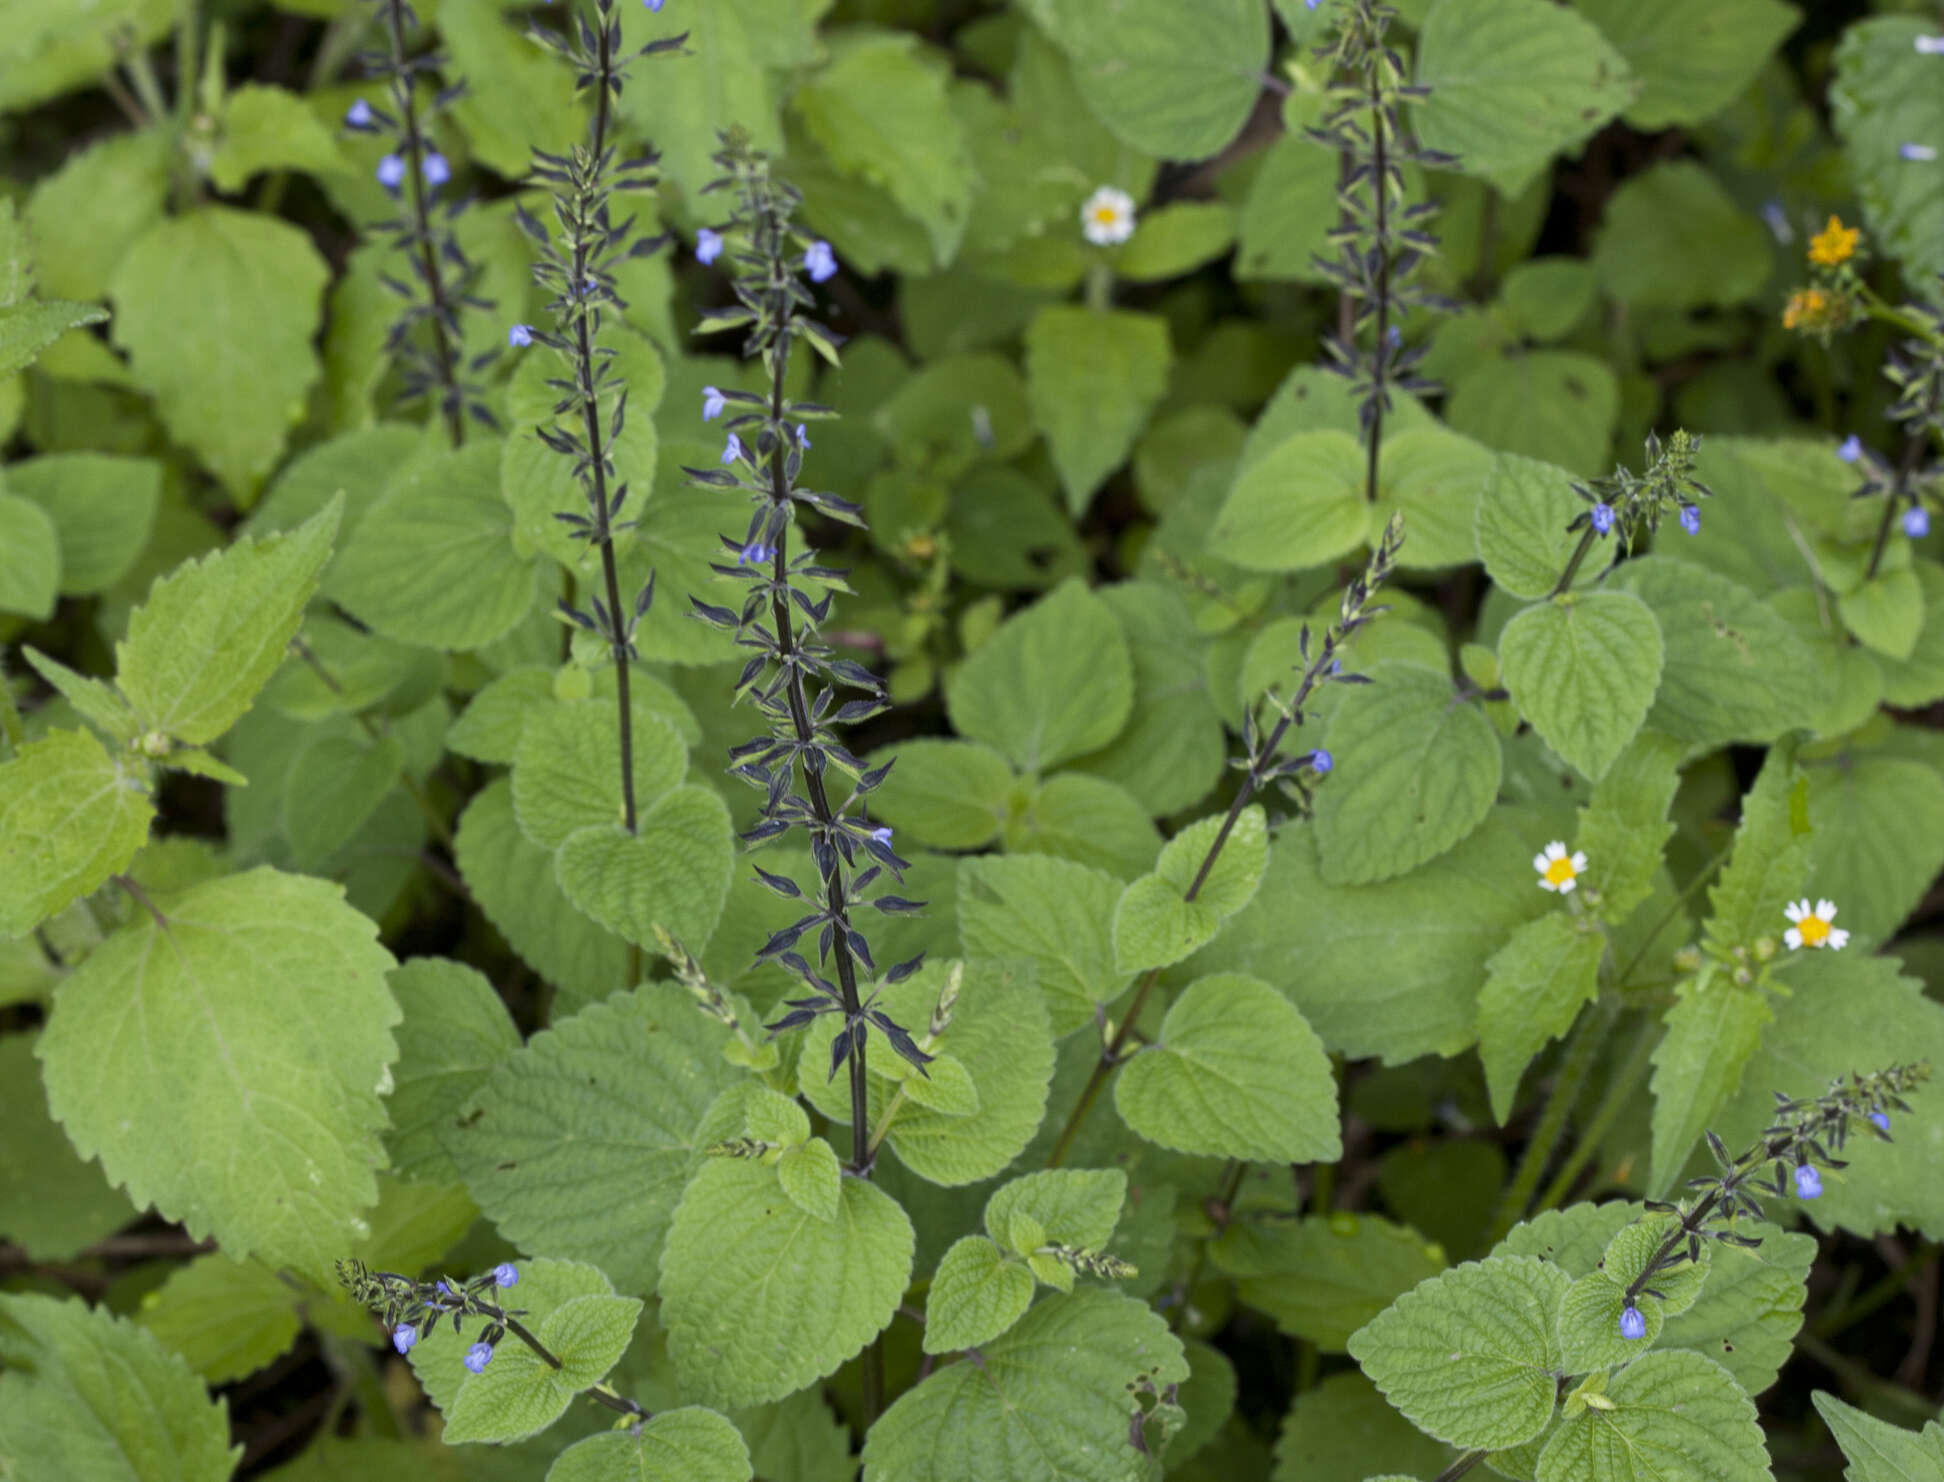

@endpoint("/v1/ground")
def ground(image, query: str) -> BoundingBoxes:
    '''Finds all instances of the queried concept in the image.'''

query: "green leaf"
[1877,560,1944,709]
[1412,0,1636,199]
[1113,806,1267,973]
[1274,1371,1456,1482]
[795,33,971,266]
[0,1033,135,1260]
[1005,772,1162,880]
[1611,557,1817,749]
[1347,1255,1570,1451]
[1020,0,1268,161]
[1476,914,1606,1123]
[116,495,341,746]
[1812,1392,1944,1482]
[446,1291,643,1444]
[23,127,170,303]
[800,960,1055,1186]
[6,451,162,596]
[0,1292,237,1482]
[959,853,1133,1037]
[1446,350,1618,478]
[447,667,556,765]
[440,0,585,179]
[1236,137,1339,284]
[1474,455,1604,602]
[1024,306,1172,516]
[383,958,521,1184]
[1116,972,1340,1163]
[1375,426,1499,572]
[548,1409,754,1482]
[1806,758,1944,948]
[454,778,631,1012]
[0,729,154,937]
[987,1168,1128,1253]
[1216,1212,1447,1351]
[330,441,535,651]
[1314,663,1503,885]
[1192,814,1553,1064]
[660,1159,914,1408]
[512,699,689,850]
[1555,1270,1665,1374]
[1838,568,1925,661]
[925,1235,1036,1354]
[1573,731,1684,926]
[1660,1220,1813,1396]
[444,984,739,1295]
[209,84,346,191]
[1499,259,1597,342]
[1207,429,1368,573]
[946,579,1134,773]
[1116,202,1237,282]
[135,1254,303,1385]
[1573,0,1797,129]
[1603,1214,1710,1318]
[109,206,328,497]
[1831,19,1944,293]
[1535,1351,1768,1482]
[0,490,58,617]
[0,296,105,378]
[1498,591,1663,782]
[864,1288,1190,1482]
[1648,985,1772,1199]
[1590,163,1772,310]
[36,868,396,1280]
[1708,953,1944,1240]
[283,731,404,871]
[773,1137,841,1223]
[876,353,1034,477]
[1703,736,1809,956]
[553,786,736,954]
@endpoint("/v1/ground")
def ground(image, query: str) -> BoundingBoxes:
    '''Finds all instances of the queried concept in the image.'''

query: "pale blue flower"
[1679,505,1700,536]
[464,1341,494,1374]
[377,154,406,190]
[1838,434,1863,463]
[696,228,723,265]
[345,98,374,130]
[702,386,727,421]
[508,324,534,348]
[737,541,772,566]
[797,422,811,449]
[870,826,893,844]
[646,0,666,9]
[1900,142,1937,162]
[1870,1109,1892,1132]
[804,240,837,283]
[423,152,451,188]
[1618,1304,1646,1341]
[722,432,744,465]
[1591,502,1615,535]
[1919,35,1944,55]
[392,1324,418,1355]
[1310,750,1333,774]
[1906,505,1930,539]
[1794,1164,1822,1199]
[493,1262,519,1288]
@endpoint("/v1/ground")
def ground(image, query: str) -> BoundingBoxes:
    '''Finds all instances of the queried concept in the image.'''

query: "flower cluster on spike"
[1567,429,1712,553]
[517,0,682,805]
[681,132,930,1169]
[346,0,498,439]
[1615,1062,1929,1319]
[335,1259,525,1376]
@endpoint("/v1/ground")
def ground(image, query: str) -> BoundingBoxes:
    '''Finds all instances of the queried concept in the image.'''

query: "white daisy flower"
[1533,841,1586,893]
[1081,185,1137,246]
[1783,898,1848,951]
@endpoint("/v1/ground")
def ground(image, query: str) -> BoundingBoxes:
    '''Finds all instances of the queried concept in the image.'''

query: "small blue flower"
[1591,502,1615,535]
[377,154,406,190]
[464,1342,494,1375]
[1305,0,1322,8]
[423,152,451,188]
[722,432,744,466]
[1919,35,1944,55]
[508,324,534,348]
[797,422,811,449]
[1385,325,1402,347]
[1310,749,1333,775]
[345,98,374,130]
[392,1324,418,1355]
[702,385,727,421]
[1870,1109,1892,1132]
[436,1281,452,1297]
[1794,1164,1823,1199]
[870,826,893,845]
[1760,200,1792,244]
[1679,505,1700,536]
[1900,142,1938,162]
[1837,434,1863,463]
[493,1262,519,1289]
[737,541,772,566]
[696,228,724,265]
[645,0,666,10]
[1618,1304,1647,1341]
[1906,505,1931,539]
[804,240,838,283]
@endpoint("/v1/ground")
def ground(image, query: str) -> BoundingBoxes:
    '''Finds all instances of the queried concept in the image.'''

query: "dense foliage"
[2,1,1944,1480]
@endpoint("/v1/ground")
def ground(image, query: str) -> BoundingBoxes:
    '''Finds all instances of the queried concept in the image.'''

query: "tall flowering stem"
[1623,1061,1929,1307]
[348,0,493,443]
[1859,318,1944,581]
[1549,430,1712,599]
[1045,517,1405,1168]
[515,0,681,833]
[1310,0,1454,504]
[686,136,930,1186]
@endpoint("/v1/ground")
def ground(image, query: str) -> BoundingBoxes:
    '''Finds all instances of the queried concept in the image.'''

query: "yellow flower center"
[1543,857,1577,888]
[1094,207,1118,224]
[1798,915,1830,946]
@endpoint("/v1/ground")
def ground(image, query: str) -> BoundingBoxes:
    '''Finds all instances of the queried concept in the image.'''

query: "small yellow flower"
[1533,841,1586,894]
[1807,215,1859,267]
[1782,286,1850,335]
[1784,898,1849,951]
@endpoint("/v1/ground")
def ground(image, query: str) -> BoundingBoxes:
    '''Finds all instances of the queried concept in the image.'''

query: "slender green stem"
[1534,1012,1656,1213]
[1431,1451,1487,1482]
[1547,525,1601,600]
[1864,424,1930,583]
[1165,1160,1245,1335]
[1483,994,1621,1250]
